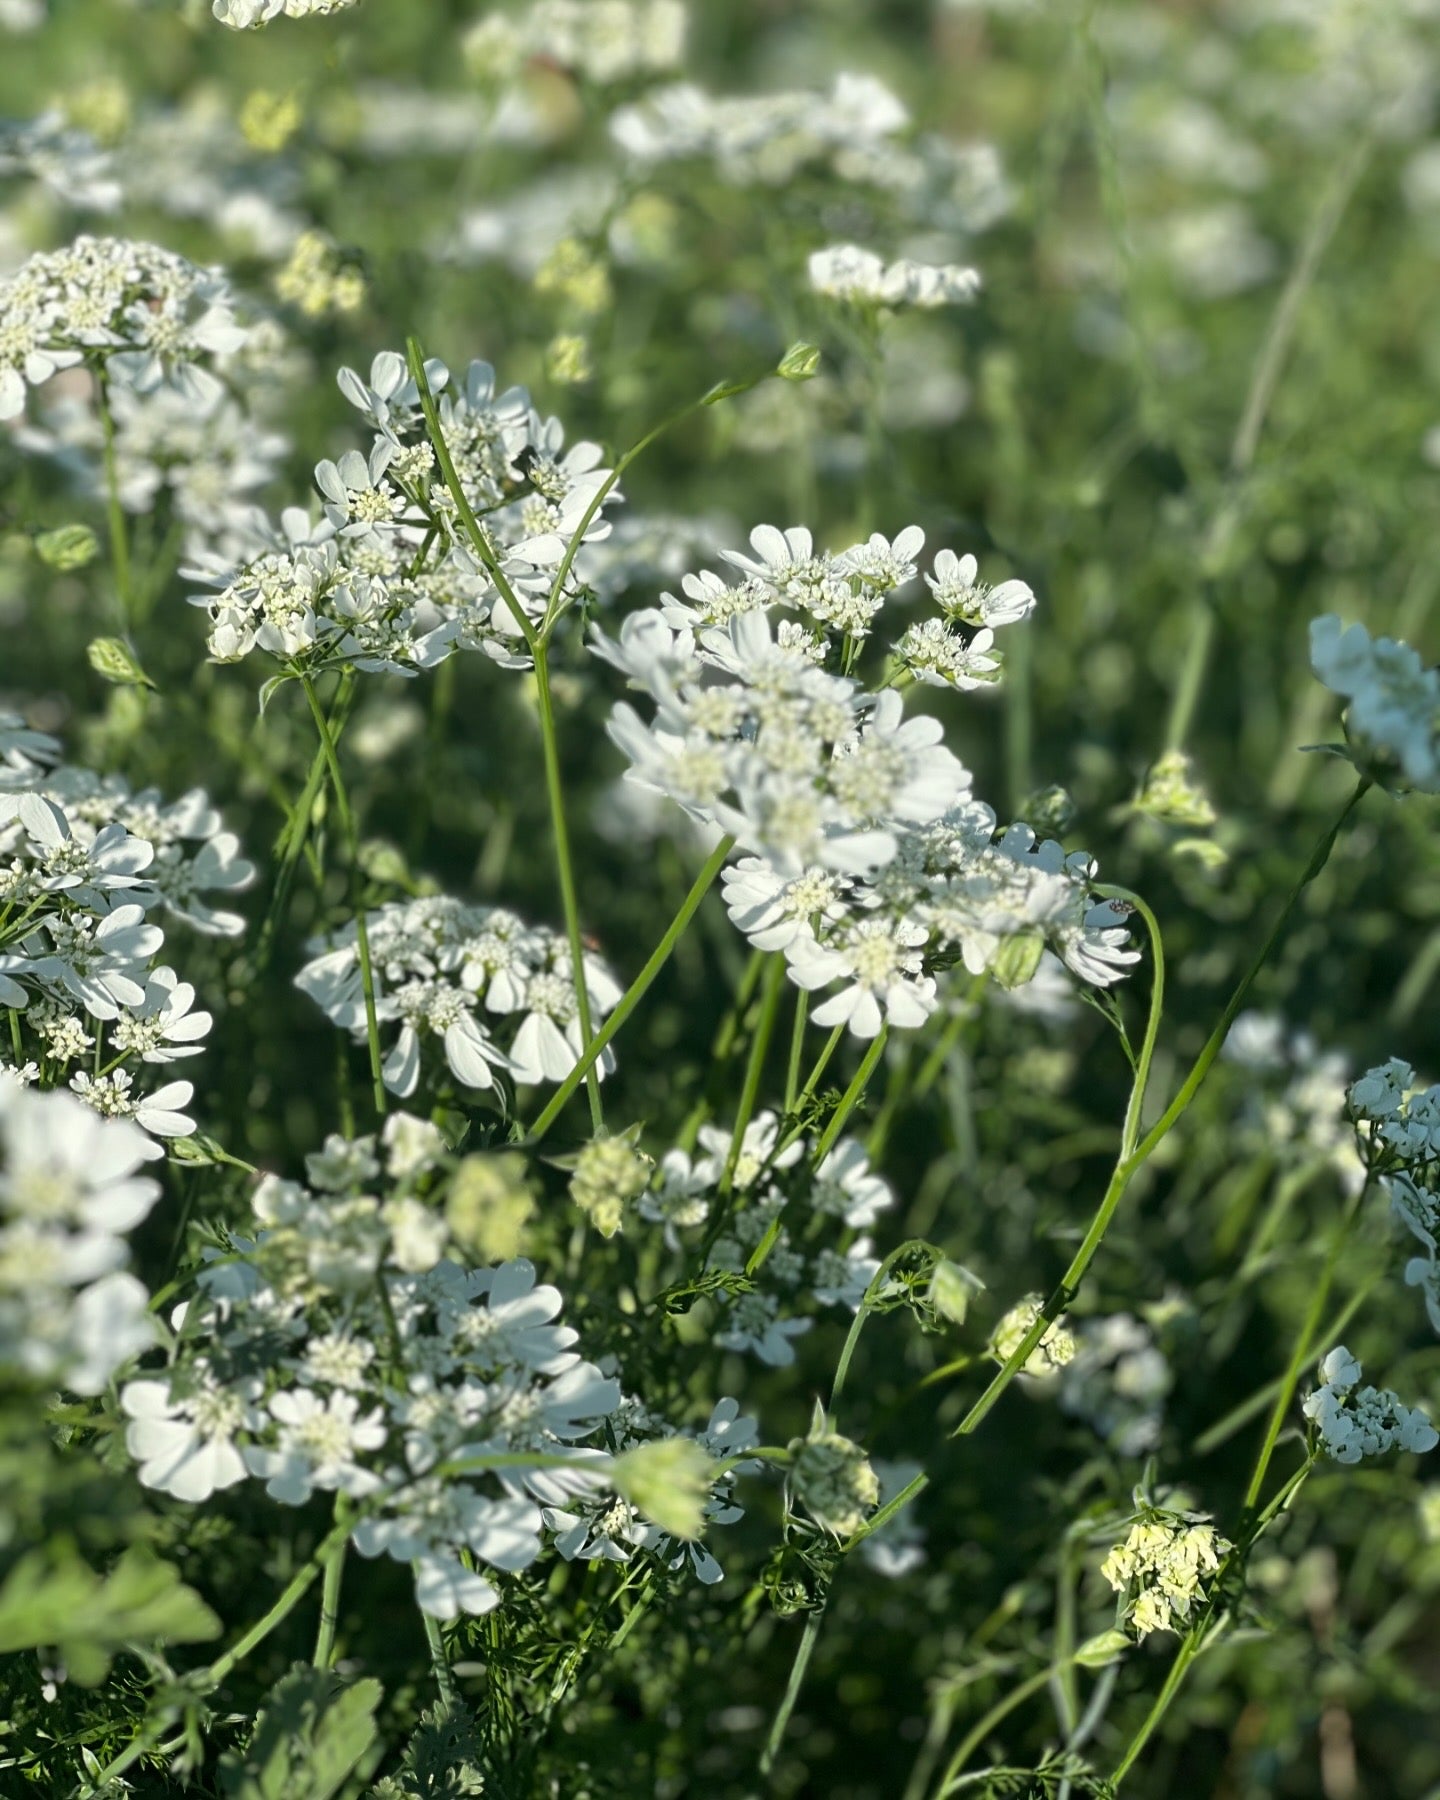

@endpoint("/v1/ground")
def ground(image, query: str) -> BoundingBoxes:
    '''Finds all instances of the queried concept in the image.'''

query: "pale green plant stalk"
[720,954,787,1195]
[404,338,604,1131]
[523,834,737,1143]
[1164,131,1375,755]
[94,364,132,632]
[301,672,387,1120]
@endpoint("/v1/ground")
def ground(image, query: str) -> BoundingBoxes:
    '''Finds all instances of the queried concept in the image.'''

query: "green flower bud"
[86,637,156,691]
[990,930,1045,991]
[777,341,822,382]
[789,1417,879,1538]
[568,1131,652,1238]
[928,1258,985,1326]
[612,1437,714,1542]
[36,524,100,570]
[446,1153,536,1264]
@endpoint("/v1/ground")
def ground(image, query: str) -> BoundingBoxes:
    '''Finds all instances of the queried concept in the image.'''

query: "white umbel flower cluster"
[1349,1059,1440,1333]
[296,893,622,1100]
[0,1081,160,1395]
[0,235,249,420]
[465,0,686,86]
[808,244,981,309]
[1101,1509,1231,1639]
[18,365,290,564]
[595,524,1124,1034]
[611,70,1011,238]
[1309,614,1440,793]
[637,1116,891,1365]
[213,0,358,26]
[122,1124,753,1613]
[0,757,254,1141]
[187,351,621,678]
[1303,1345,1438,1463]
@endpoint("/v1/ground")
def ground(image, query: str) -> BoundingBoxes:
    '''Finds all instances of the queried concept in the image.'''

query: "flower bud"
[446,1153,536,1264]
[612,1437,714,1541]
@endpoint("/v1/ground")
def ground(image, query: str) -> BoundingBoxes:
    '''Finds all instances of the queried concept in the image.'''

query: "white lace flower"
[244,1388,388,1505]
[786,915,936,1037]
[122,1371,264,1501]
[1303,1344,1439,1461]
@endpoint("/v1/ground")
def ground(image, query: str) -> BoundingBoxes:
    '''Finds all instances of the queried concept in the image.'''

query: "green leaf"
[0,1547,221,1686]
[220,1664,384,1800]
[370,1699,487,1798]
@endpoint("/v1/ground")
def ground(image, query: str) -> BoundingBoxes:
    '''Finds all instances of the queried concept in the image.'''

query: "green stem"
[812,1027,889,1165]
[1109,1458,1314,1788]
[420,1603,458,1711]
[404,340,538,653]
[759,1607,824,1779]
[783,986,810,1114]
[1241,1177,1369,1512]
[780,1023,846,1147]
[932,1663,1055,1798]
[720,955,786,1195]
[953,789,1364,1439]
[95,366,131,631]
[1163,132,1372,753]
[254,682,353,975]
[405,343,604,1127]
[312,1512,347,1670]
[208,1518,353,1688]
[524,834,734,1143]
[301,673,386,1119]
[533,638,604,1132]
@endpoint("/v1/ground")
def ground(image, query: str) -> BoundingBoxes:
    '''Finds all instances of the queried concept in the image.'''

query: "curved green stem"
[932,1663,1055,1798]
[1241,1177,1369,1512]
[301,673,386,1119]
[312,1509,348,1670]
[954,788,1364,1439]
[524,834,735,1142]
[1164,132,1373,753]
[420,1603,458,1712]
[783,986,810,1114]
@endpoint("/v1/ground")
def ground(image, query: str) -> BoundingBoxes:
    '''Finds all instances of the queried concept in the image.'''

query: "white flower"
[351,1484,542,1619]
[244,1388,387,1505]
[1310,614,1440,791]
[111,967,212,1063]
[714,1290,812,1365]
[122,1371,264,1501]
[811,1138,894,1227]
[1351,1058,1416,1119]
[1303,1345,1439,1461]
[925,549,1035,628]
[70,1069,197,1139]
[786,915,936,1038]
[721,858,855,953]
[1,1082,162,1393]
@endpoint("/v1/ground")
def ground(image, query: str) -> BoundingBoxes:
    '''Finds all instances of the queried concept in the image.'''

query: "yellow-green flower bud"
[446,1153,536,1264]
[612,1437,714,1541]
[36,524,99,570]
[569,1134,652,1239]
